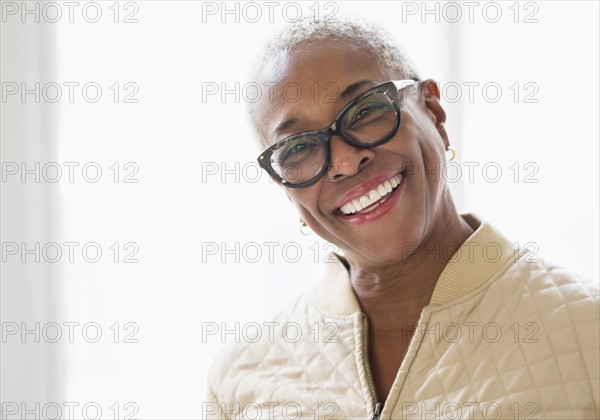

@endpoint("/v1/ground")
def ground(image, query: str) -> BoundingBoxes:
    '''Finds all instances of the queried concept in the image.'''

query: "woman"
[206,18,599,419]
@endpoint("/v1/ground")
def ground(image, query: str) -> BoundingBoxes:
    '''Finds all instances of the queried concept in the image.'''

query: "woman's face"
[256,40,450,269]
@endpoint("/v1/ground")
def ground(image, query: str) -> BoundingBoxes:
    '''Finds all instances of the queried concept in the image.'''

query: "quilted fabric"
[205,214,599,419]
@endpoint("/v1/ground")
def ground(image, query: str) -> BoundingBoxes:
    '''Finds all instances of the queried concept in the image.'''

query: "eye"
[278,138,319,166]
[345,97,393,130]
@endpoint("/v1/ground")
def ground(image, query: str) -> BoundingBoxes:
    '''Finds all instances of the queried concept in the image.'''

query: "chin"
[343,219,426,263]
[346,238,423,268]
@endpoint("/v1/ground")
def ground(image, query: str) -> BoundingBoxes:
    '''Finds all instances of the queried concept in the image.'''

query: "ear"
[421,79,446,124]
[421,79,449,148]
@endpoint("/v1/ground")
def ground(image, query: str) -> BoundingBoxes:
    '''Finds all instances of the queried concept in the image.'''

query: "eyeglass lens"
[270,91,398,185]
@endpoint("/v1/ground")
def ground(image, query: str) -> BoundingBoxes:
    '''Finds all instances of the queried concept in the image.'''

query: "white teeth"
[369,190,381,201]
[339,174,403,215]
[383,180,392,193]
[340,201,356,214]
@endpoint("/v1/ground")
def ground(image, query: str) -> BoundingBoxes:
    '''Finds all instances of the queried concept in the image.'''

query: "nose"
[326,135,375,182]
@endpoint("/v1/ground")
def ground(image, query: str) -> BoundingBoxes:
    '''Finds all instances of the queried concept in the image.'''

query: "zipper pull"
[372,402,382,420]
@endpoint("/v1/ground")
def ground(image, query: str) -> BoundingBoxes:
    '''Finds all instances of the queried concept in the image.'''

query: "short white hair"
[248,17,420,147]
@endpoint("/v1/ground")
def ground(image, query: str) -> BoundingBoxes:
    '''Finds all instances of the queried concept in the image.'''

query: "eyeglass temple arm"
[391,78,421,91]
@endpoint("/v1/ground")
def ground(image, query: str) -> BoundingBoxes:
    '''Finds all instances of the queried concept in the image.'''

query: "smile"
[339,174,402,215]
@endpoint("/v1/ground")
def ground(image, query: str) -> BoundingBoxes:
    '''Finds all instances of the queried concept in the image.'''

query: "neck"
[345,209,474,330]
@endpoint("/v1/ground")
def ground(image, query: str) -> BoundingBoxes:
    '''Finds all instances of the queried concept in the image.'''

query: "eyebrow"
[340,79,374,100]
[272,79,375,136]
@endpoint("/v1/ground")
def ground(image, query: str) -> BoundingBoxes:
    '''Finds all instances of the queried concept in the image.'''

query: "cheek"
[288,188,323,222]
[385,111,446,210]
[403,109,446,175]
[290,188,344,243]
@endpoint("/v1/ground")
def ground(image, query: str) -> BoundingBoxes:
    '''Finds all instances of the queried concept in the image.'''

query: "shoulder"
[206,264,361,408]
[461,213,598,314]
[206,291,308,382]
[499,254,599,313]
[490,256,599,373]
[206,288,333,402]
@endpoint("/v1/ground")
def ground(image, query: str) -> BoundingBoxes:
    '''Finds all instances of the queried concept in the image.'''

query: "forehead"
[256,39,391,145]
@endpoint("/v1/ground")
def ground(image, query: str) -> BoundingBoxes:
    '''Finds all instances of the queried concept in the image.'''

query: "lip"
[335,174,405,224]
[334,171,404,210]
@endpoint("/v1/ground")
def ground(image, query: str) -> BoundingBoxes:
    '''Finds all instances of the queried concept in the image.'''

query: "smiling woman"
[205,17,599,420]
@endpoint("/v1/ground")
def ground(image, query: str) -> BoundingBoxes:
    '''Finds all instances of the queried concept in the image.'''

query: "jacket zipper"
[363,313,422,420]
[362,314,382,420]
[372,402,383,420]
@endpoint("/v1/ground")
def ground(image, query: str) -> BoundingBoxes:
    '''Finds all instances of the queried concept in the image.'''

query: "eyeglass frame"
[256,79,421,189]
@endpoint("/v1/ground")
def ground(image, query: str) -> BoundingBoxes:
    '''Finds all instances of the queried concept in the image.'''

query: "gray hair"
[248,17,420,147]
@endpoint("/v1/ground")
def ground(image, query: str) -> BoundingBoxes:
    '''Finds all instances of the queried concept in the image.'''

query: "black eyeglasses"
[256,79,420,188]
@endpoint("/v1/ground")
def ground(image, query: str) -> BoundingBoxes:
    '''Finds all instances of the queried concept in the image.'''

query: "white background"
[1,1,598,419]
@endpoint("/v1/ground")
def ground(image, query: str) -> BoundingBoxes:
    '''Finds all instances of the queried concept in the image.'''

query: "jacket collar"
[311,213,515,315]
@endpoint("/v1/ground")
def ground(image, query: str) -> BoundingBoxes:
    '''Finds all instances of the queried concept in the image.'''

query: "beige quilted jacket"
[205,214,599,419]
